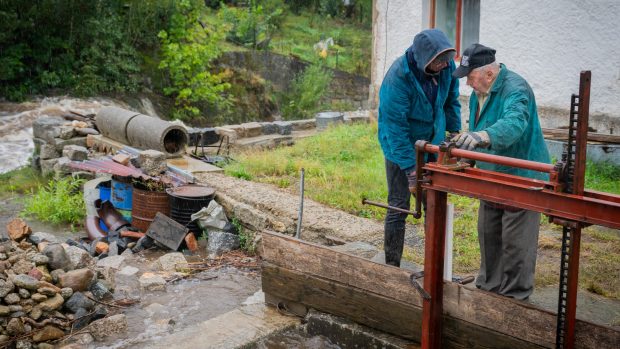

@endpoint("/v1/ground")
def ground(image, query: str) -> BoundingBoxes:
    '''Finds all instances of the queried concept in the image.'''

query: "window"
[428,0,480,57]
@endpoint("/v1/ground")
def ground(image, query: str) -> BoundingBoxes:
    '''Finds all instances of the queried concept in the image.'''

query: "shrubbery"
[281,64,333,119]
[23,177,85,227]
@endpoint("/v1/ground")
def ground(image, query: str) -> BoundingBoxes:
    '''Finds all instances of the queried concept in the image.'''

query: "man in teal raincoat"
[452,43,550,300]
[378,29,461,267]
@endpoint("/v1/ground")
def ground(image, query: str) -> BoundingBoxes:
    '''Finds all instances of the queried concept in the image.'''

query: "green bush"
[158,0,231,120]
[22,177,86,226]
[281,64,333,119]
[218,1,284,48]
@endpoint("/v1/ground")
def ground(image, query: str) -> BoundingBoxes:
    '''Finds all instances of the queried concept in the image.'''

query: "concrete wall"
[371,0,620,133]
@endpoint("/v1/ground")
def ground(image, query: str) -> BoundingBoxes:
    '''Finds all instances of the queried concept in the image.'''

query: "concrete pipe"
[96,106,188,157]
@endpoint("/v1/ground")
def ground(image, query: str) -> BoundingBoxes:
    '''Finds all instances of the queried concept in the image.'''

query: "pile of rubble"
[31,113,99,178]
[2,218,129,348]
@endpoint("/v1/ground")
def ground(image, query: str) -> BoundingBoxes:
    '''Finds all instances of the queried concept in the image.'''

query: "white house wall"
[371,0,620,133]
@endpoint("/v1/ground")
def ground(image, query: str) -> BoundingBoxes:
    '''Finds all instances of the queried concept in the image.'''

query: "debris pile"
[1,218,131,348]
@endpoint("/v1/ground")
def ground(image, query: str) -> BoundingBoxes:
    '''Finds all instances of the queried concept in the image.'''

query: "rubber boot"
[384,226,405,267]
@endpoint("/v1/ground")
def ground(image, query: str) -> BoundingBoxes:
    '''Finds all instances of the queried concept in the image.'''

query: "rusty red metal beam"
[422,143,557,174]
[421,190,447,349]
[423,165,620,230]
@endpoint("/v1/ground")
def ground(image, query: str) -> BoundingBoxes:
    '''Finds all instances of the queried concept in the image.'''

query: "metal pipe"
[362,199,419,217]
[295,168,305,239]
[420,143,556,174]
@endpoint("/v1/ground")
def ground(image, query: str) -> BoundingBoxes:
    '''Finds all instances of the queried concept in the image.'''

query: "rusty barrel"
[131,186,170,232]
[167,185,215,235]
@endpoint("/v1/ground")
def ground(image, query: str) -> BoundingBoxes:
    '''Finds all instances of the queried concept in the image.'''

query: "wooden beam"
[260,231,620,349]
[263,262,544,349]
[542,128,620,144]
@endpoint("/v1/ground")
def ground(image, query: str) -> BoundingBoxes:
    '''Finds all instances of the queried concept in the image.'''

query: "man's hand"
[406,170,417,194]
[451,131,490,150]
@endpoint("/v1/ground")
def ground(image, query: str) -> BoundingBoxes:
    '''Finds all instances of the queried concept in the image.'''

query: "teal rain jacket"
[468,64,551,180]
[378,29,461,171]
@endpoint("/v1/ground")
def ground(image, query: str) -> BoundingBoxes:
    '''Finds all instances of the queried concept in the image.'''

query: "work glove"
[451,131,491,151]
[446,131,460,142]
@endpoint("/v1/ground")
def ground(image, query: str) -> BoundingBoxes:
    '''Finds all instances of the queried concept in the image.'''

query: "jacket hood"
[408,29,456,75]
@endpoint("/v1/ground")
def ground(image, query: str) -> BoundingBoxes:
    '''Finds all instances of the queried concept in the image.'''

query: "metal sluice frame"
[412,71,620,349]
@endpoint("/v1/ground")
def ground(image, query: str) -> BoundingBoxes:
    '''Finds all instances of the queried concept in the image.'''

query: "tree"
[158,0,231,120]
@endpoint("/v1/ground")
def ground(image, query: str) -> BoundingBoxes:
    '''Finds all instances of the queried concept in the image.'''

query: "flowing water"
[0,96,141,174]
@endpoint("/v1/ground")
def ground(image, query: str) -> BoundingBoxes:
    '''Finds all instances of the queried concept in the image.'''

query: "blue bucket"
[99,181,111,202]
[99,220,109,233]
[111,177,133,210]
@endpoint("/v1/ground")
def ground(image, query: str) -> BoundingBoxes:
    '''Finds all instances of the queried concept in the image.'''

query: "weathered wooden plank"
[263,263,544,349]
[260,231,620,349]
[542,127,620,144]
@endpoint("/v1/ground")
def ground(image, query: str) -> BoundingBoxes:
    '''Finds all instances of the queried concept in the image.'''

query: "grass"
[22,176,86,227]
[224,122,620,298]
[0,166,47,199]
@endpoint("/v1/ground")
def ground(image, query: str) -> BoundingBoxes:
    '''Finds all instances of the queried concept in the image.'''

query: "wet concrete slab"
[149,303,299,349]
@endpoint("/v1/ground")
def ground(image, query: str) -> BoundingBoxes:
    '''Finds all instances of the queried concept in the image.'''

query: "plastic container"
[99,181,111,202]
[111,176,133,210]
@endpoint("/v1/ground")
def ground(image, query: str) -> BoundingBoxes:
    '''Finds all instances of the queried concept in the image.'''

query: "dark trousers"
[384,158,410,267]
[476,200,540,300]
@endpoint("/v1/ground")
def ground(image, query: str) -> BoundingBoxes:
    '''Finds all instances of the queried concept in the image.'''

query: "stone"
[38,343,55,349]
[0,279,15,297]
[53,156,72,176]
[62,145,88,161]
[289,119,316,130]
[59,269,94,291]
[5,293,20,304]
[96,255,125,269]
[59,332,94,346]
[12,275,40,291]
[207,231,240,258]
[156,252,187,272]
[39,293,64,311]
[89,281,111,300]
[34,266,52,283]
[215,126,238,141]
[52,136,87,153]
[30,232,62,245]
[138,150,167,176]
[11,259,34,275]
[50,269,65,284]
[59,126,76,140]
[40,158,59,177]
[15,340,32,349]
[184,233,198,252]
[39,143,60,160]
[260,122,277,135]
[37,280,61,293]
[37,287,57,296]
[0,335,8,344]
[6,318,25,336]
[241,122,263,137]
[112,153,130,165]
[139,273,166,291]
[108,241,118,256]
[64,292,95,313]
[273,121,293,135]
[88,314,127,341]
[114,266,139,292]
[43,244,72,271]
[8,305,22,312]
[60,287,73,299]
[31,254,49,266]
[18,288,30,298]
[29,306,42,320]
[75,127,99,136]
[32,117,64,142]
[32,325,65,342]
[64,246,93,269]
[31,293,47,302]
[6,218,31,241]
[0,305,10,316]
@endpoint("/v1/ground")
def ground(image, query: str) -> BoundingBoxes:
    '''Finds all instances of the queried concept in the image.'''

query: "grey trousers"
[476,200,540,300]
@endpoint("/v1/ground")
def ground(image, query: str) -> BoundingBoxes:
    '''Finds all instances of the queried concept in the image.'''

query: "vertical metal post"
[421,189,447,349]
[295,168,305,239]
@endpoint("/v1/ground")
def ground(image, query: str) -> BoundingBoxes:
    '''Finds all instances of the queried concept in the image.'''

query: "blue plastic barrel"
[98,181,111,202]
[111,177,133,210]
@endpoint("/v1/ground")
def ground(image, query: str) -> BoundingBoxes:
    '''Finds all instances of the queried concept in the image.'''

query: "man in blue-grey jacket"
[451,43,550,300]
[378,29,461,267]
